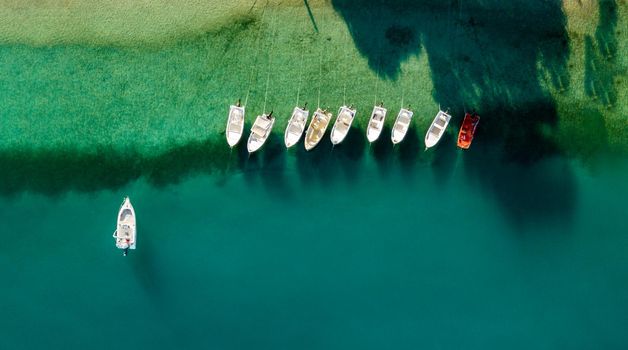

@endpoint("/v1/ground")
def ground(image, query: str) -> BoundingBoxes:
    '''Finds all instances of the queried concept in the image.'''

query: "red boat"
[457,113,480,149]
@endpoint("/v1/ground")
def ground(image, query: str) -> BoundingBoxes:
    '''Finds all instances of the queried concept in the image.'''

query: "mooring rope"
[400,61,405,109]
[373,1,384,107]
[316,8,326,109]
[262,9,279,114]
[295,14,307,107]
[373,58,381,106]
[342,21,350,106]
[454,0,467,112]
[317,52,323,109]
[244,1,269,107]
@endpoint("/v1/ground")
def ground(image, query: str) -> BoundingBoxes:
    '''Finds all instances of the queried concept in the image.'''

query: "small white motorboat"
[226,103,245,147]
[113,197,136,256]
[391,108,414,144]
[330,106,356,145]
[425,109,452,149]
[247,112,276,153]
[304,108,332,151]
[284,106,309,148]
[366,105,387,143]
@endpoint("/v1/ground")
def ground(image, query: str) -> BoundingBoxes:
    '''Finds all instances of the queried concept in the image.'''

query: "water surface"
[1,152,627,349]
[1,1,627,349]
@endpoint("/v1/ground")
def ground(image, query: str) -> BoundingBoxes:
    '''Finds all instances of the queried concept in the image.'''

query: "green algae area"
[0,0,625,194]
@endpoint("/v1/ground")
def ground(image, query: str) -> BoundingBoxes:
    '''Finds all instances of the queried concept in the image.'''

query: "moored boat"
[304,108,332,151]
[366,105,387,143]
[330,106,356,145]
[424,109,452,149]
[247,112,276,153]
[284,106,309,148]
[457,112,480,149]
[226,102,245,147]
[391,108,414,144]
[113,197,136,256]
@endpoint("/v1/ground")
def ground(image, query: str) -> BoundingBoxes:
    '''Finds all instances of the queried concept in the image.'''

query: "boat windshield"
[289,123,302,134]
[119,208,133,221]
[252,125,266,137]
[230,110,242,120]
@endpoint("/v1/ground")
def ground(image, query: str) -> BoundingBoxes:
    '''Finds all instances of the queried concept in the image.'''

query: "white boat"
[366,105,387,143]
[391,108,414,144]
[226,103,245,147]
[247,112,276,153]
[284,106,309,148]
[330,106,356,145]
[424,109,452,149]
[113,197,136,256]
[304,108,332,151]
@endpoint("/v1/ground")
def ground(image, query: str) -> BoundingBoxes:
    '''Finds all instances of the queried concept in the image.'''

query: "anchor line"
[316,9,326,109]
[295,42,306,107]
[400,62,405,109]
[400,34,406,109]
[453,0,467,113]
[374,58,381,106]
[373,21,384,105]
[342,22,350,106]
[401,53,416,109]
[317,50,323,109]
[244,1,269,107]
[295,16,307,107]
[373,0,385,107]
[262,10,279,114]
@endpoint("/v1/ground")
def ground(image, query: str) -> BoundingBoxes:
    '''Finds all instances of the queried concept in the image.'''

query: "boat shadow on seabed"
[332,0,577,228]
[255,132,293,199]
[395,123,421,182]
[293,124,369,188]
[370,125,394,178]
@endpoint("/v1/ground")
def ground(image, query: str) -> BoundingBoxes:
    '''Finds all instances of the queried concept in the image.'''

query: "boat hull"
[304,108,332,151]
[424,110,451,149]
[247,114,275,153]
[284,107,309,148]
[457,113,480,149]
[330,106,356,145]
[366,106,387,143]
[391,108,414,144]
[114,197,136,252]
[226,105,245,147]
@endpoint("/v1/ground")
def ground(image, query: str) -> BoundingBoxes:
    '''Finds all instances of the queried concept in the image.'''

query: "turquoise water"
[2,149,628,349]
[1,1,627,349]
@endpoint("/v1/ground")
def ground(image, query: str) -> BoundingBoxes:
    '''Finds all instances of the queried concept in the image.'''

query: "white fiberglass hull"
[330,106,356,145]
[284,107,309,148]
[226,105,245,147]
[391,108,414,144]
[366,106,387,143]
[425,110,451,149]
[114,197,136,253]
[248,114,276,153]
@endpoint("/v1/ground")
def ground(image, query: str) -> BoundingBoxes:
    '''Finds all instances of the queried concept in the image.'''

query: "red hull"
[457,113,480,149]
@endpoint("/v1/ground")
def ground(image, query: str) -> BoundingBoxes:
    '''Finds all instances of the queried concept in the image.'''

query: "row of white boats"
[112,106,456,255]
[226,103,453,153]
